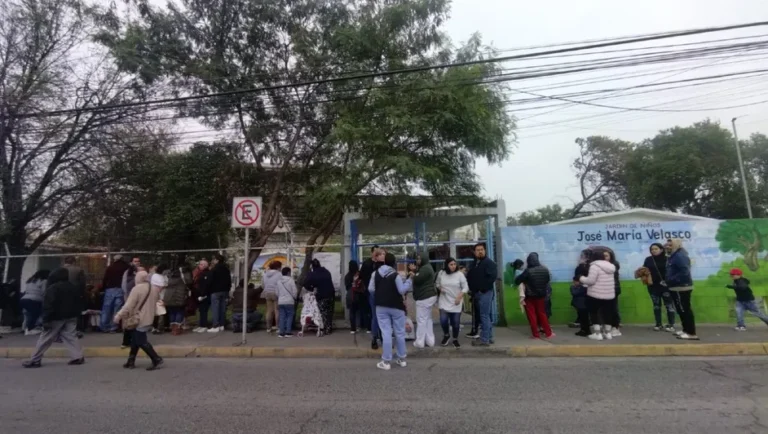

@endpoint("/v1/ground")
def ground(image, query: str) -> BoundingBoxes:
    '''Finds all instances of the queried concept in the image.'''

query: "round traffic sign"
[234,199,261,227]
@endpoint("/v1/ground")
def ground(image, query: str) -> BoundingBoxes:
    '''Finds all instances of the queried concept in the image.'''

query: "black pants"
[576,309,590,333]
[318,298,334,334]
[129,330,161,363]
[122,330,131,347]
[672,291,696,335]
[587,296,615,328]
[348,298,364,332]
[610,295,621,328]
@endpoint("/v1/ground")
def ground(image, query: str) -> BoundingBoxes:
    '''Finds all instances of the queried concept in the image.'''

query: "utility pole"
[731,117,753,219]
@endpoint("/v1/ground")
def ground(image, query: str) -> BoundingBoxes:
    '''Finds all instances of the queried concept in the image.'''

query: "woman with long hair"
[580,250,617,341]
[344,260,364,334]
[114,271,164,370]
[641,243,676,332]
[666,238,698,340]
[436,257,469,348]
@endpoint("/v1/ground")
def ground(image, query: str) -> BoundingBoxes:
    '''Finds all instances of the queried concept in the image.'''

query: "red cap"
[730,268,743,276]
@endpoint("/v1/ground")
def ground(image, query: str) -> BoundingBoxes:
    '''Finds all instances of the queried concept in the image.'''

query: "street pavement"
[2,357,768,433]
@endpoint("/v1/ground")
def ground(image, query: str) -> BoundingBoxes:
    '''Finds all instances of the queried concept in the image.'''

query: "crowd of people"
[345,243,498,370]
[510,237,768,341]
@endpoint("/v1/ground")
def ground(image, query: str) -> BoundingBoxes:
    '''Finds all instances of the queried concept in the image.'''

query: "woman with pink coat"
[579,251,617,341]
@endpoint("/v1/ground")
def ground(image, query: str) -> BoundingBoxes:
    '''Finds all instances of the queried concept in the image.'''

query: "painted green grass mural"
[501,218,768,326]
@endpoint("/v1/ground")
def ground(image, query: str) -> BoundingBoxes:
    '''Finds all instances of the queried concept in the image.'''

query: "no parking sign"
[231,197,262,228]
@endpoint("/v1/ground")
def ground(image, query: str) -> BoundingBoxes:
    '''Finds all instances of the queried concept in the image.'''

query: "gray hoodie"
[262,269,281,298]
[277,275,298,305]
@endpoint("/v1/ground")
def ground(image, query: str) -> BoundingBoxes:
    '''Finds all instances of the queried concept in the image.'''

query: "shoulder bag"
[124,288,152,331]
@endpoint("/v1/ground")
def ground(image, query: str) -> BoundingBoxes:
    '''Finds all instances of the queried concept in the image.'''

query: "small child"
[276,267,298,338]
[727,268,768,331]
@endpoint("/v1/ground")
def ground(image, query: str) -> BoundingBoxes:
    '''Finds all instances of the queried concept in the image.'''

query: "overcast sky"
[443,0,768,214]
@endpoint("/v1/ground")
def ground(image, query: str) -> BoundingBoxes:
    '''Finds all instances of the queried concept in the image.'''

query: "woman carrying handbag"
[114,271,164,370]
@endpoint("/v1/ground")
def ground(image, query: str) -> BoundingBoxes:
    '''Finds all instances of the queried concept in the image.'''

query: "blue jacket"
[666,249,693,288]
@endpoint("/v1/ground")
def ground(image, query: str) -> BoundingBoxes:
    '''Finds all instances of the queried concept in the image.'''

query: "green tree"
[624,120,764,219]
[507,204,571,226]
[0,0,152,283]
[715,219,768,272]
[96,0,513,268]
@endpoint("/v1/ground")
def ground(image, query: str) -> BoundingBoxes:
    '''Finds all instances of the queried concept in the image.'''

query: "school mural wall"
[501,218,768,325]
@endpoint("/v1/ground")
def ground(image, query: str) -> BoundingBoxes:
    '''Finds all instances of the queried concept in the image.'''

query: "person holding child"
[727,268,768,331]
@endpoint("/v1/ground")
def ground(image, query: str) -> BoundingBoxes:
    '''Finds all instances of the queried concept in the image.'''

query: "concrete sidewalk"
[2,325,768,358]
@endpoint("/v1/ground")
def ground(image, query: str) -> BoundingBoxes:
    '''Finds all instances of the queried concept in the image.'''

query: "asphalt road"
[2,357,768,434]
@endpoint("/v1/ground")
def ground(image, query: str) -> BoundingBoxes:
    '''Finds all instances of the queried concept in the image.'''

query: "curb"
[3,343,768,359]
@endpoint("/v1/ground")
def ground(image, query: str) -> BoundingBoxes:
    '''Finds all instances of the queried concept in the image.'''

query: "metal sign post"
[231,197,262,345]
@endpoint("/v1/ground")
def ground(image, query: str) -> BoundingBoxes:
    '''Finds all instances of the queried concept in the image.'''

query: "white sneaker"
[219,326,225,332]
[194,327,206,333]
[395,359,407,368]
[25,328,42,336]
[587,333,604,341]
[377,361,391,371]
[673,330,683,337]
[207,327,220,333]
[603,332,613,340]
[610,329,622,337]
[350,331,356,335]
[664,325,676,333]
[735,326,747,331]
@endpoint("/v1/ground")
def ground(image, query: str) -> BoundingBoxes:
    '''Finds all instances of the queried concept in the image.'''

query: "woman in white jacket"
[579,251,617,341]
[261,261,283,333]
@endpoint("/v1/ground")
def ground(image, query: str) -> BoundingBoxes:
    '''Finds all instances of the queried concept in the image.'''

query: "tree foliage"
[715,219,768,272]
[96,0,514,268]
[507,204,570,226]
[0,0,154,282]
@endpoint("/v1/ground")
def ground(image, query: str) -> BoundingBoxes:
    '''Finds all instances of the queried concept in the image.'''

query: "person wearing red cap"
[727,268,768,331]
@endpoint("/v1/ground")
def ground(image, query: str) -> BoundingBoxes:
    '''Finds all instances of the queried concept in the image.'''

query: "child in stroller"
[298,289,324,337]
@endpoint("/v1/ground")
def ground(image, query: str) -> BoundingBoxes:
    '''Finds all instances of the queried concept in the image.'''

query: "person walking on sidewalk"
[665,238,699,340]
[120,258,141,347]
[411,252,437,348]
[579,251,617,341]
[277,267,298,337]
[436,257,468,348]
[467,243,498,347]
[207,254,232,333]
[114,271,163,370]
[370,253,412,370]
[727,268,768,331]
[261,261,282,333]
[22,268,86,368]
[515,253,554,340]
[100,255,130,333]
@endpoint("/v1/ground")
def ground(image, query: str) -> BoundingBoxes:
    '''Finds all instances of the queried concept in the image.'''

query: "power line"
[17,20,768,119]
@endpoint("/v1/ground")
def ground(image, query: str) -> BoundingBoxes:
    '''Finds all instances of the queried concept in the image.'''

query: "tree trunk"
[744,247,760,272]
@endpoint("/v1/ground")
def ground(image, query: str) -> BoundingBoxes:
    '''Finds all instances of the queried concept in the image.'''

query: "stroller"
[298,290,324,337]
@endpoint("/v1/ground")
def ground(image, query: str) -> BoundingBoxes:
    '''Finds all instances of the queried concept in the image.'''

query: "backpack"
[351,273,365,294]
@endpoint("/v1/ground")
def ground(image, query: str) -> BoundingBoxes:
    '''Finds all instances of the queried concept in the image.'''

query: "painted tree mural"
[715,219,768,271]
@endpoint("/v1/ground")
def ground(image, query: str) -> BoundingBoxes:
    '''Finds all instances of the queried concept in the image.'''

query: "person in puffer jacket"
[163,269,188,335]
[579,250,617,341]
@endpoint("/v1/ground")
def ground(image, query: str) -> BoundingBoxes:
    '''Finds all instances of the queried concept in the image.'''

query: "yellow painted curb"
[3,343,768,358]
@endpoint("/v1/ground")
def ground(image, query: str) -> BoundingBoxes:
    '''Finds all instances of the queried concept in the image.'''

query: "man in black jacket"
[466,243,497,346]
[207,254,232,332]
[23,268,85,368]
[359,246,383,348]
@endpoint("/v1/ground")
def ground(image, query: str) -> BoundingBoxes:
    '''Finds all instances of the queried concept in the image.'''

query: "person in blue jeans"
[727,268,768,331]
[207,254,232,333]
[369,252,412,371]
[100,255,130,332]
[277,267,298,337]
[466,243,497,346]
